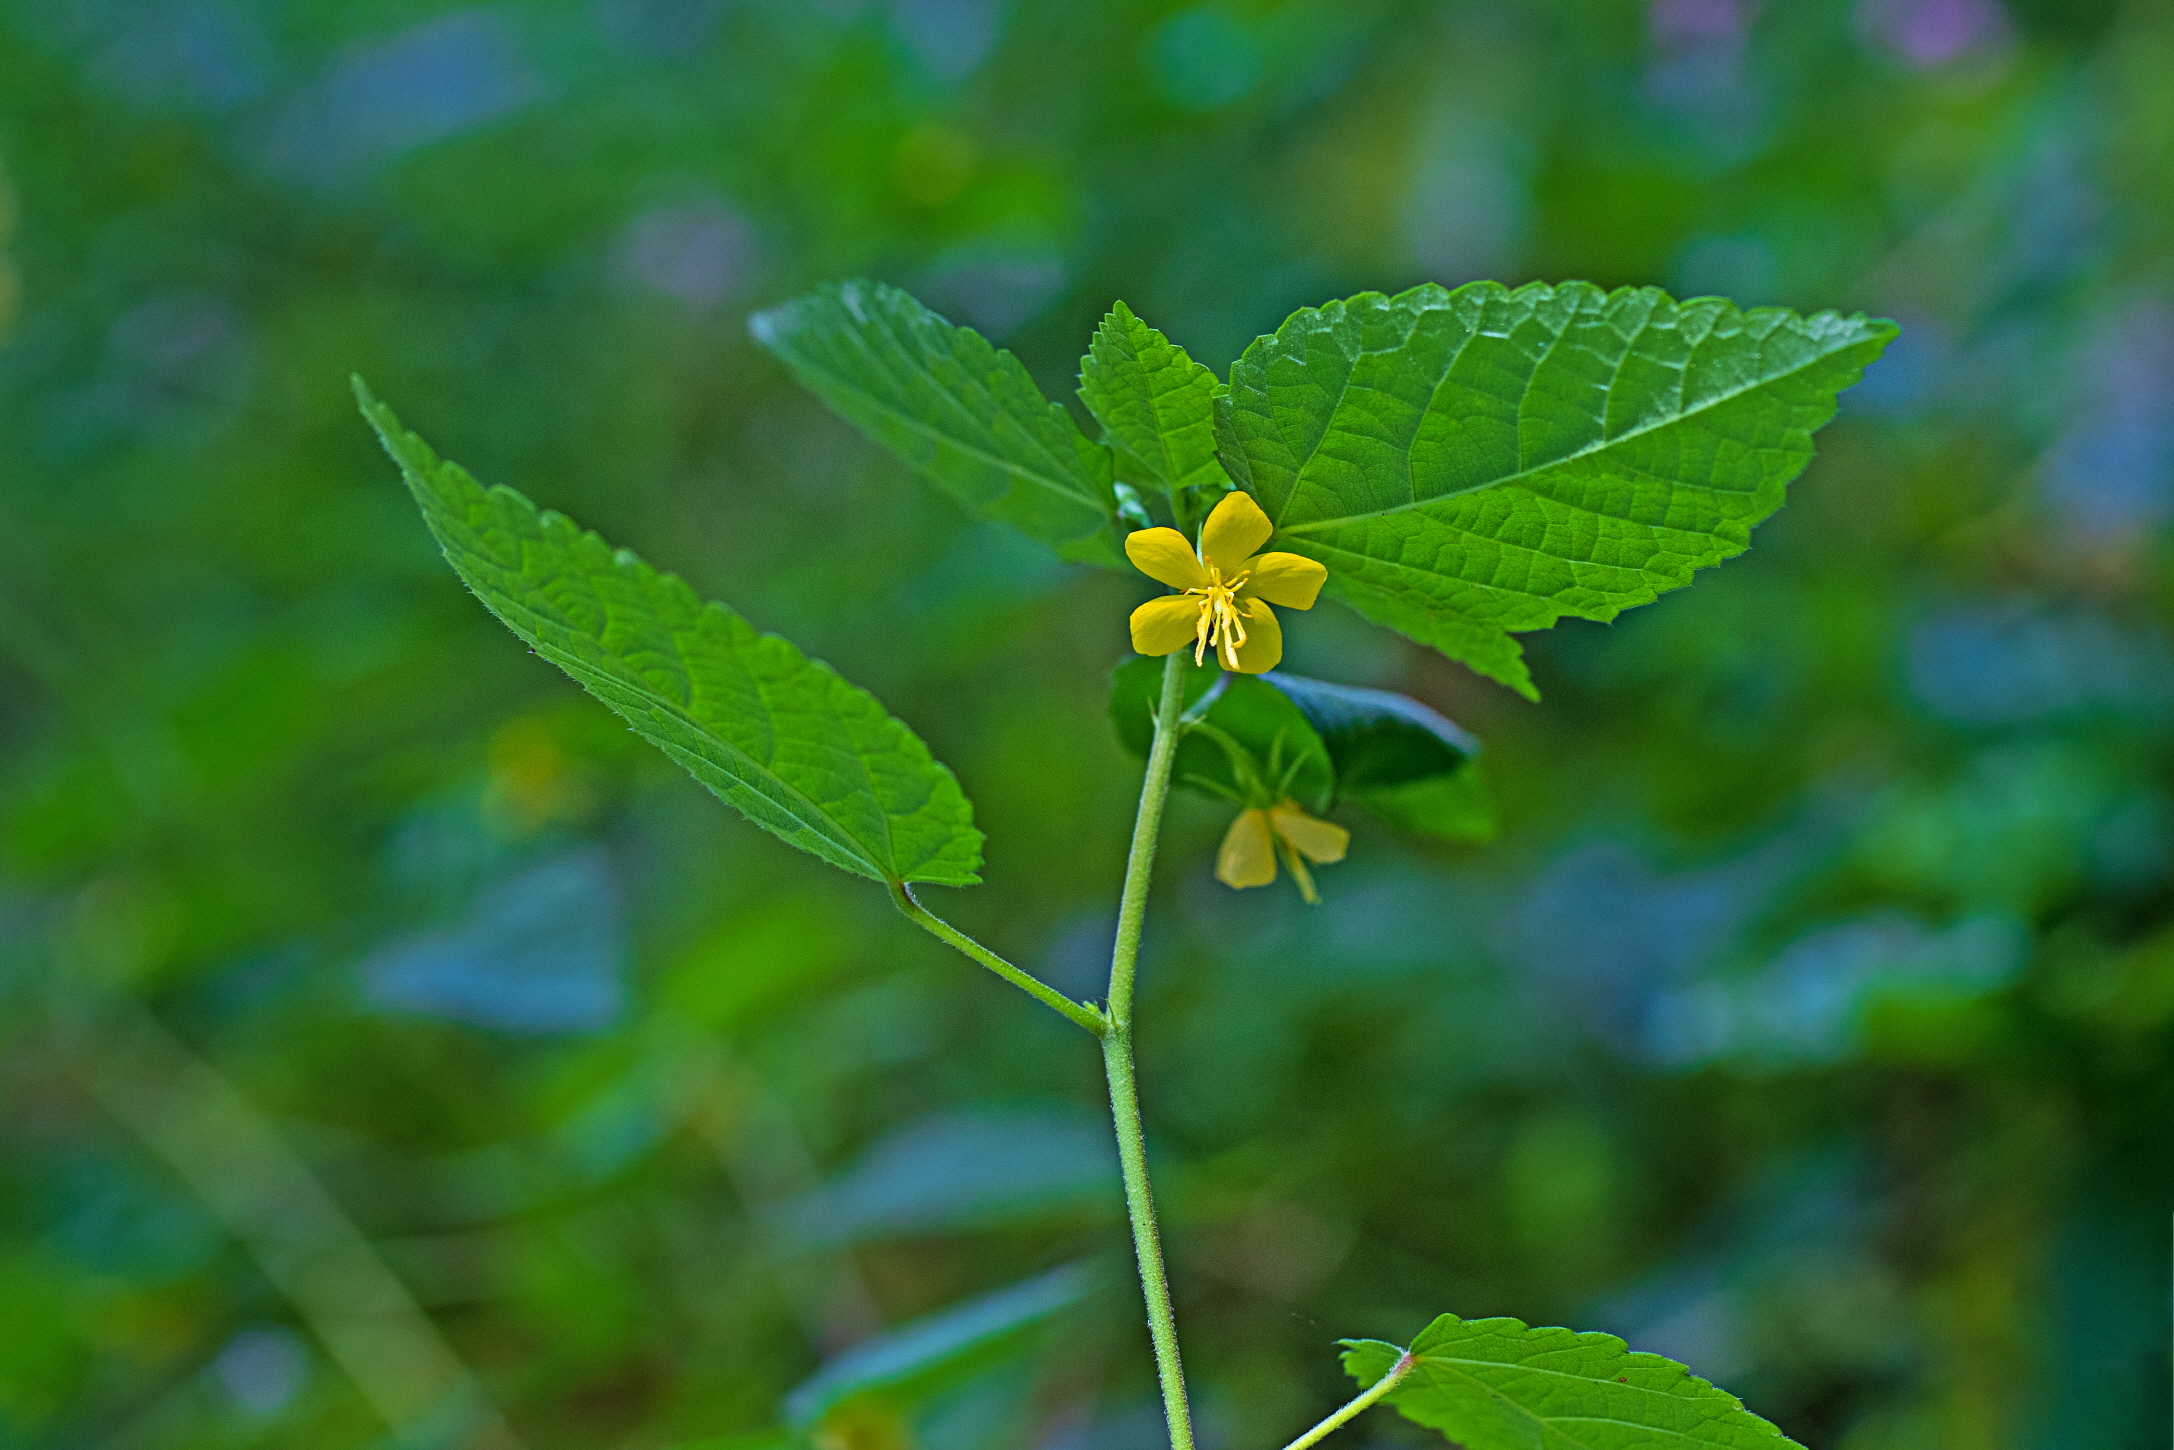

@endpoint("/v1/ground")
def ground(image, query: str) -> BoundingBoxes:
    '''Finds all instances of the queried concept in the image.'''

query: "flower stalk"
[884,651,1203,1450]
[888,516,1350,1450]
[1102,647,1197,1450]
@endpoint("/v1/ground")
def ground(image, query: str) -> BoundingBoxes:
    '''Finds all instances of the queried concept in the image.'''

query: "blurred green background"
[2,1,2170,1447]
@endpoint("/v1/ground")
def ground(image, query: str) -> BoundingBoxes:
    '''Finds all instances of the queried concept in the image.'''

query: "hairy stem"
[1278,1352,1412,1450]
[891,882,1107,1035]
[1103,650,1195,1450]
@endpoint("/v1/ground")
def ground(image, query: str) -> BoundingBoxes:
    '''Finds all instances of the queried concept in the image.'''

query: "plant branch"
[1103,649,1196,1450]
[890,882,1107,1035]
[1278,1352,1413,1450]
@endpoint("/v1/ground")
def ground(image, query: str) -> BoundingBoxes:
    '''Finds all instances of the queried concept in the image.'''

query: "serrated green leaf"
[1224,281,1897,699]
[1109,657,1333,812]
[749,279,1122,567]
[1343,1313,1802,1450]
[783,1263,1091,1428]
[358,380,983,888]
[1079,300,1229,517]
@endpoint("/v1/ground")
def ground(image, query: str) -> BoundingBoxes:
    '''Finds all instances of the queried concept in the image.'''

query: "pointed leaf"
[1079,300,1229,516]
[750,279,1122,566]
[359,381,983,888]
[1224,281,1897,698]
[1343,1313,1802,1450]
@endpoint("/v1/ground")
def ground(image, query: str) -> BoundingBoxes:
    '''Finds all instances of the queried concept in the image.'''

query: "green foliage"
[1343,1313,1801,1450]
[1260,673,1476,789]
[771,278,1889,704]
[1078,301,1230,525]
[1353,768,1496,844]
[11,4,2166,1445]
[1219,282,1897,699]
[1109,657,1488,835]
[748,279,1122,567]
[1263,673,1493,841]
[358,381,984,889]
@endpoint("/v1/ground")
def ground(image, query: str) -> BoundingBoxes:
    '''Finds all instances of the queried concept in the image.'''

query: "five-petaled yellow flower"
[1125,491,1327,674]
[1217,801,1349,904]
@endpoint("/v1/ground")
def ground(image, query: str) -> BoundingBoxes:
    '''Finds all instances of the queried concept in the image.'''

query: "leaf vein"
[1279,330,1862,536]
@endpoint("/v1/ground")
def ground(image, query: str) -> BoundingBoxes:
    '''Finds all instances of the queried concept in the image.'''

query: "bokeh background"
[2,1,2170,1446]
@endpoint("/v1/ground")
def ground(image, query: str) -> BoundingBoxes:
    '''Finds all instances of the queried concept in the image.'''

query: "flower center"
[1184,566,1250,668]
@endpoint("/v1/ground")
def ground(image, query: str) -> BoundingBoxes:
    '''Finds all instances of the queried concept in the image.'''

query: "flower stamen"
[1184,567,1251,668]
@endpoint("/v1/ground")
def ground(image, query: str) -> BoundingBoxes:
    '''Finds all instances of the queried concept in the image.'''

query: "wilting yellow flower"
[1125,491,1327,673]
[1216,800,1349,904]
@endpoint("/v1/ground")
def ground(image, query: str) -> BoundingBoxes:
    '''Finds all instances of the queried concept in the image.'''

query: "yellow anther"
[1184,567,1250,667]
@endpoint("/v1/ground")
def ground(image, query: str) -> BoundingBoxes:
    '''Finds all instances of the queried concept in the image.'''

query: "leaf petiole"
[888,883,1108,1036]
[1279,1351,1412,1450]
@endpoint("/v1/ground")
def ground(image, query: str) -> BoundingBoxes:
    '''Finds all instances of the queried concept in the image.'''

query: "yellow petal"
[1215,809,1279,889]
[1125,528,1207,590]
[1199,491,1274,576]
[1269,804,1349,864]
[1240,551,1327,610]
[1221,596,1282,673]
[1130,595,1203,656]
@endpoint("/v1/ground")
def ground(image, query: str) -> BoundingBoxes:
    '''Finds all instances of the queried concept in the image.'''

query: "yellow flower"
[1125,491,1327,674]
[1216,800,1349,904]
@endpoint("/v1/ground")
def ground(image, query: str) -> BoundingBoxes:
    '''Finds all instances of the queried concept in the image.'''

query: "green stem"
[1277,1353,1413,1450]
[1109,651,1190,1027]
[890,882,1107,1036]
[1103,650,1195,1450]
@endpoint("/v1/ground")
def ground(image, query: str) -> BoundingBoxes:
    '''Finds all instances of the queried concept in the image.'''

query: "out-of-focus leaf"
[1259,673,1478,789]
[1078,301,1228,518]
[749,279,1122,566]
[1647,912,2028,1067]
[785,1107,1118,1246]
[1222,281,1897,698]
[362,847,625,1035]
[1342,1312,1801,1449]
[359,381,984,888]
[1261,672,1490,839]
[1353,767,1496,843]
[783,1263,1092,1428]
[1109,656,1332,811]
